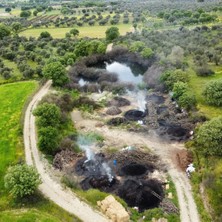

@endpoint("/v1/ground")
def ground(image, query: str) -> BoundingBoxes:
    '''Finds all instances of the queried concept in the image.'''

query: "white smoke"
[102,162,113,182]
[137,91,147,111]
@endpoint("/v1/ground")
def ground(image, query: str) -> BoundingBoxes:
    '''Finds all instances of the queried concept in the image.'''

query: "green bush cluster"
[33,103,62,154]
[4,164,41,198]
[161,70,196,110]
[203,80,222,107]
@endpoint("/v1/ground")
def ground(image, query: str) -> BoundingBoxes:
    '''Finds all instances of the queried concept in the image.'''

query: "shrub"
[160,70,189,91]
[195,116,222,156]
[172,81,188,99]
[4,164,41,198]
[203,80,222,106]
[196,67,215,76]
[178,91,196,110]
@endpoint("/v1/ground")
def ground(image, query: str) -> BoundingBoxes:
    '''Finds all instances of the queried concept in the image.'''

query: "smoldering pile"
[73,147,166,212]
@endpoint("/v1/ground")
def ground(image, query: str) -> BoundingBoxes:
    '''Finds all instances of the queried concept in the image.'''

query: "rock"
[165,184,170,190]
[97,195,130,222]
[168,192,173,199]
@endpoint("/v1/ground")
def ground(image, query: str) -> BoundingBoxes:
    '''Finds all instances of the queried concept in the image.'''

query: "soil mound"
[106,106,122,116]
[107,96,131,107]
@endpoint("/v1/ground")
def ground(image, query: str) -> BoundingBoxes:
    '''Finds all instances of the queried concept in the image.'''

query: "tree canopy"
[4,164,41,198]
[0,23,11,39]
[33,102,61,128]
[203,80,222,106]
[43,62,69,86]
[195,116,222,156]
[105,26,120,41]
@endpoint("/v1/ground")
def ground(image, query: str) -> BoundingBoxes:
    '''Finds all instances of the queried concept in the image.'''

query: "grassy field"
[189,64,222,119]
[0,81,38,196]
[0,81,81,221]
[20,24,132,39]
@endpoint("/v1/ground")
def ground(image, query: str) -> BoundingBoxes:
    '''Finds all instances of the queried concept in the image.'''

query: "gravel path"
[23,81,109,222]
[72,111,200,222]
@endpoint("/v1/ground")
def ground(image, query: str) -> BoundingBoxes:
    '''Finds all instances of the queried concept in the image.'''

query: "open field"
[0,81,38,205]
[20,24,132,38]
[189,65,222,119]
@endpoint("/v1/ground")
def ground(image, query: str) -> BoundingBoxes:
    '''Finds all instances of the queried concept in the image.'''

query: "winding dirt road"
[23,81,109,222]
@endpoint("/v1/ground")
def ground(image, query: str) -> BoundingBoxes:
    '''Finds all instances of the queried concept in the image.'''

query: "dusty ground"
[71,98,200,222]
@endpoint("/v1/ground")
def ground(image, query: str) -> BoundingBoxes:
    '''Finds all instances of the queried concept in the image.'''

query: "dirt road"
[72,111,200,222]
[23,81,109,222]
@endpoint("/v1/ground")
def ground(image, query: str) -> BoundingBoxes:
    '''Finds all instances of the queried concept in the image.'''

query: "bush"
[195,116,222,156]
[160,70,189,91]
[196,67,215,76]
[178,91,196,110]
[38,126,60,154]
[4,164,41,198]
[203,80,222,106]
[172,81,188,100]
[33,103,61,128]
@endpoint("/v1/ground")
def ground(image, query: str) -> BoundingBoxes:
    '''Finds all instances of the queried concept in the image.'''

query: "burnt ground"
[54,149,168,212]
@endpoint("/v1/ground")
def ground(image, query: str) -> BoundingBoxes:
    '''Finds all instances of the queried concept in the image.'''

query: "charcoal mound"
[124,109,147,121]
[121,163,147,176]
[158,120,190,139]
[107,96,131,107]
[118,179,164,212]
[107,117,128,126]
[106,106,122,116]
[80,175,117,192]
[146,94,165,104]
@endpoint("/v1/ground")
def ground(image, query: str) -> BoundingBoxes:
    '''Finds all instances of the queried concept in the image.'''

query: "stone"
[97,195,130,222]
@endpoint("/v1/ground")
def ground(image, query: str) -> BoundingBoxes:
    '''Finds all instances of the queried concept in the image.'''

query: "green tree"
[5,7,11,13]
[160,69,189,91]
[38,126,60,154]
[43,62,69,86]
[105,26,120,41]
[39,31,52,39]
[4,164,41,198]
[33,10,38,16]
[178,91,196,110]
[172,81,188,99]
[11,22,22,34]
[195,116,222,156]
[0,23,11,39]
[20,10,31,18]
[129,41,145,53]
[203,80,222,106]
[33,103,61,128]
[70,28,79,37]
[141,47,154,59]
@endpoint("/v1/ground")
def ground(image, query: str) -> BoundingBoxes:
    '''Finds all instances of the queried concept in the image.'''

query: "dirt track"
[72,110,200,222]
[23,81,109,222]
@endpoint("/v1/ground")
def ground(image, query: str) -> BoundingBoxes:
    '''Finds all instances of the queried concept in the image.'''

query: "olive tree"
[4,164,41,198]
[33,103,61,128]
[105,26,119,41]
[195,116,222,156]
[203,80,222,106]
[0,23,11,39]
[43,61,69,86]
